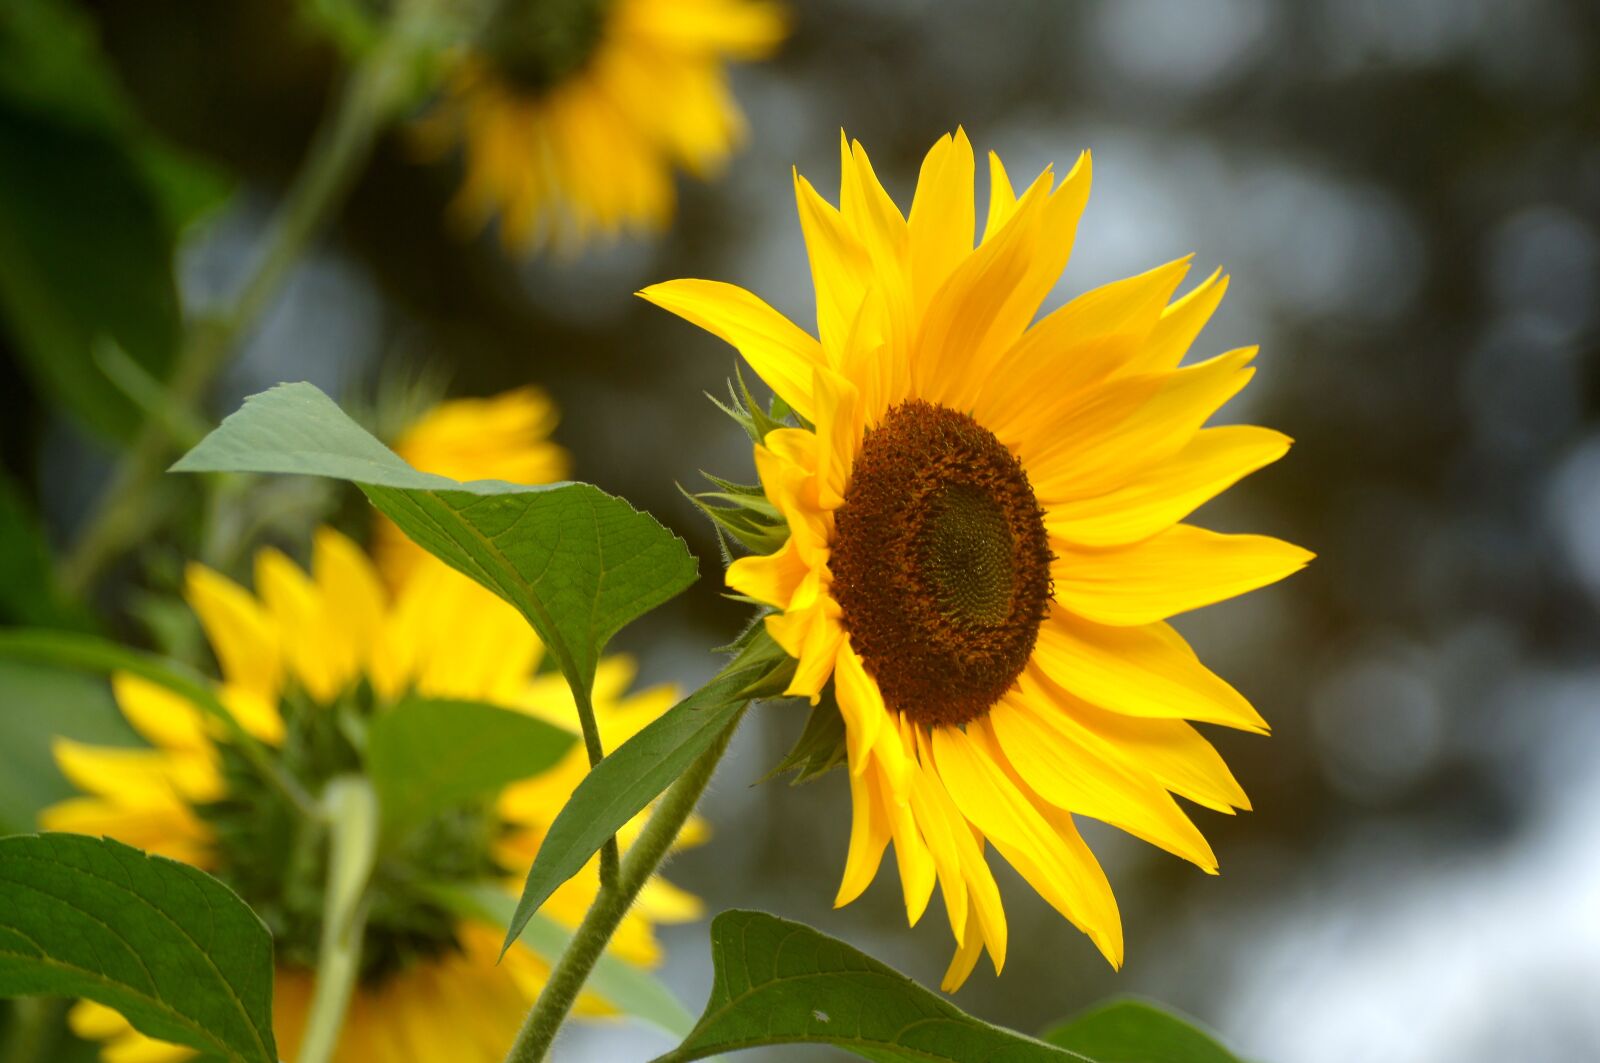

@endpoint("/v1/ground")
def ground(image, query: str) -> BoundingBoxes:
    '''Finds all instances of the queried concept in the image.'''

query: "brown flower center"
[830,400,1052,728]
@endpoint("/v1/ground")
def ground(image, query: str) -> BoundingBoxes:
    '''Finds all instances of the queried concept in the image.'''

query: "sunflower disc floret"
[832,400,1052,729]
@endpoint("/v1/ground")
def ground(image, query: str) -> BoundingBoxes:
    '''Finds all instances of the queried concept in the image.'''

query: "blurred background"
[3,0,1599,1061]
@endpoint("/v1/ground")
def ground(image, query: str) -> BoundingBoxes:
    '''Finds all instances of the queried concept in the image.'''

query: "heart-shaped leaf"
[1041,998,1243,1063]
[367,697,576,840]
[172,382,698,699]
[653,909,1097,1063]
[0,833,277,1063]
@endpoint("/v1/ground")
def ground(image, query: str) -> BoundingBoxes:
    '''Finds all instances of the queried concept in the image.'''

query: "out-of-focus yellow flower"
[376,386,570,590]
[43,528,699,1063]
[642,131,1312,989]
[418,0,786,251]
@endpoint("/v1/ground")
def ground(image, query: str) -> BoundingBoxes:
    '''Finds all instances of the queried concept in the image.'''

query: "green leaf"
[0,833,277,1063]
[501,670,753,955]
[654,910,1095,1063]
[1041,998,1243,1063]
[429,882,694,1039]
[367,697,576,841]
[0,661,138,835]
[0,103,180,440]
[172,382,699,699]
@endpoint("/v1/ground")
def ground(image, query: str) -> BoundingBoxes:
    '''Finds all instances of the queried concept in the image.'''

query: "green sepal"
[708,364,799,445]
[680,480,790,558]
[764,697,848,785]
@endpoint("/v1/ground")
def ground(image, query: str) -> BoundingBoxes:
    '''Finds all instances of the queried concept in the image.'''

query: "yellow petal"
[635,875,704,924]
[931,724,1123,966]
[991,152,1092,354]
[990,694,1217,871]
[1024,666,1250,813]
[1026,347,1259,503]
[977,255,1191,441]
[913,171,1054,408]
[794,168,873,359]
[1129,267,1229,374]
[726,537,810,609]
[839,134,909,276]
[637,278,825,420]
[255,547,350,703]
[1053,523,1313,626]
[313,527,387,674]
[771,599,844,703]
[40,796,211,865]
[907,129,976,313]
[883,760,937,927]
[183,563,281,704]
[941,901,987,991]
[217,684,286,745]
[835,751,891,907]
[1031,609,1268,732]
[53,740,221,804]
[111,673,208,752]
[70,1002,196,1063]
[981,150,1019,244]
[1044,425,1291,547]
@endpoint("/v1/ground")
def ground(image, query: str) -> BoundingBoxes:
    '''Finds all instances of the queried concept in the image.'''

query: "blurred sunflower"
[642,131,1311,989]
[376,386,570,590]
[42,528,699,1063]
[417,0,786,251]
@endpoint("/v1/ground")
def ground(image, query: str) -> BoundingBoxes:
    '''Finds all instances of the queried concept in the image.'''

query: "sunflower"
[375,386,570,590]
[42,528,700,1062]
[417,0,786,251]
[641,131,1311,989]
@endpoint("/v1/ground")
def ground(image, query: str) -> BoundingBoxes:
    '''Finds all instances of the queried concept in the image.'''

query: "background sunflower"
[40,530,699,1063]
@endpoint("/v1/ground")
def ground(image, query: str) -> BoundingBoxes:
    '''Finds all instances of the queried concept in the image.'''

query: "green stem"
[570,679,621,892]
[501,707,745,1063]
[58,5,428,598]
[297,776,379,1063]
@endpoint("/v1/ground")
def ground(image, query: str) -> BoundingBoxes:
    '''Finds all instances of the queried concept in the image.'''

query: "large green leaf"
[429,882,694,1039]
[0,661,138,835]
[1041,998,1243,1063]
[653,910,1094,1063]
[172,382,699,699]
[0,834,277,1063]
[500,656,783,956]
[367,697,576,841]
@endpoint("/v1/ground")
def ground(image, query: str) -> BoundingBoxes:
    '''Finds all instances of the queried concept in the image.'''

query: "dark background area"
[4,1,1600,1060]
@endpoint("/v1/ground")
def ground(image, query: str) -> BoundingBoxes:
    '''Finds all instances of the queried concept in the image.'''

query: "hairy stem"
[502,707,745,1063]
[59,3,428,597]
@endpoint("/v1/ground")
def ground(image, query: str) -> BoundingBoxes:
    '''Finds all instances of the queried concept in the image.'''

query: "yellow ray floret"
[641,129,1311,988]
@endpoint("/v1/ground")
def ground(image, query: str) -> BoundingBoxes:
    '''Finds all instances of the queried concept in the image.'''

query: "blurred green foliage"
[0,0,226,441]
